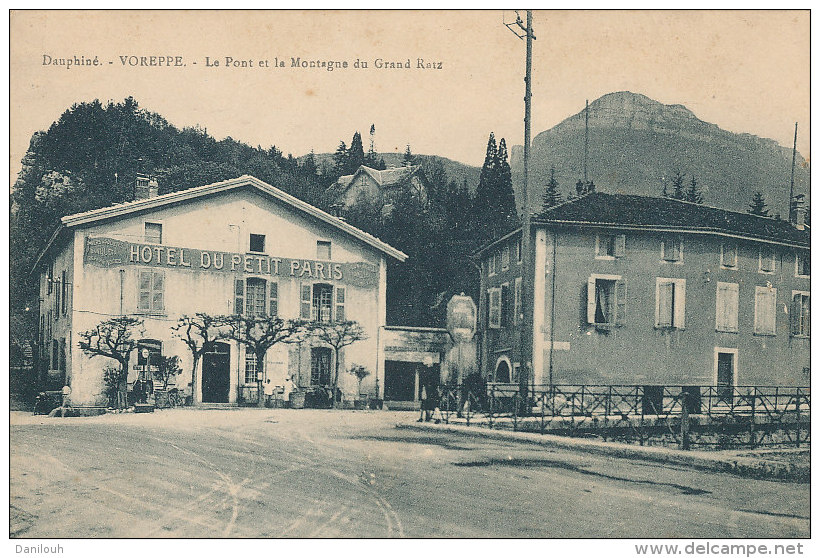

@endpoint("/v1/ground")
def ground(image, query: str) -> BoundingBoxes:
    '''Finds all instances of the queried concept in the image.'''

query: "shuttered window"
[791,292,810,337]
[586,275,626,327]
[715,282,739,332]
[245,278,267,317]
[796,252,810,277]
[596,234,625,258]
[759,247,776,273]
[754,286,777,335]
[721,243,738,268]
[488,288,501,329]
[662,237,682,262]
[655,278,685,329]
[138,270,165,313]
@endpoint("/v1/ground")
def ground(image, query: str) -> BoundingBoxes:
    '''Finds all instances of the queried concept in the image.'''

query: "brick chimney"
[134,174,159,200]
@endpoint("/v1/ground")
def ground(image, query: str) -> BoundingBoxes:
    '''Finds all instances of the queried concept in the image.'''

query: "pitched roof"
[328,164,421,197]
[34,175,407,270]
[534,192,810,247]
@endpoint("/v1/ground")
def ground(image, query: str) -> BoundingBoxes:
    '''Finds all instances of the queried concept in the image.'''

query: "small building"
[477,193,810,390]
[328,164,430,212]
[33,175,406,405]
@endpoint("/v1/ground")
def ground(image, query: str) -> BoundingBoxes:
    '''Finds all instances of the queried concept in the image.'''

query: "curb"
[397,422,809,483]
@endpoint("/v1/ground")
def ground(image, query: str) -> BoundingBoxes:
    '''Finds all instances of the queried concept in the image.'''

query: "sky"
[9,10,810,183]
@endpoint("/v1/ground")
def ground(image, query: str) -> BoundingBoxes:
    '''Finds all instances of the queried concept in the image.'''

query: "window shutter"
[269,281,278,317]
[501,284,510,327]
[139,271,152,311]
[728,285,739,332]
[335,286,346,322]
[657,281,673,327]
[615,279,627,326]
[488,289,501,329]
[614,235,626,257]
[152,272,164,312]
[234,279,244,315]
[300,284,312,320]
[514,277,522,324]
[674,280,686,328]
[586,278,596,324]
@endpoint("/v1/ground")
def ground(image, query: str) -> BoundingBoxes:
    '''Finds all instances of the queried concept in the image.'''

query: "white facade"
[35,176,405,406]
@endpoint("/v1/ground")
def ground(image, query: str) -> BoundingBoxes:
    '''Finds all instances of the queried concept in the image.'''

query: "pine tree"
[403,144,415,166]
[348,132,365,173]
[748,191,769,216]
[686,175,704,204]
[366,124,377,166]
[471,133,518,244]
[333,141,348,175]
[670,171,685,200]
[541,166,562,211]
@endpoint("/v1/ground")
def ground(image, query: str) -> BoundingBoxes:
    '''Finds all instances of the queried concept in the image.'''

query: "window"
[51,339,59,370]
[310,347,332,386]
[47,263,54,295]
[61,270,67,315]
[137,339,162,367]
[245,278,267,317]
[312,283,333,322]
[501,283,511,327]
[488,288,501,329]
[754,286,777,336]
[720,243,738,269]
[244,351,259,384]
[54,274,61,320]
[715,348,737,401]
[791,292,810,337]
[796,252,810,277]
[516,237,522,263]
[586,275,626,327]
[655,278,686,329]
[715,282,739,332]
[144,222,162,244]
[488,252,497,276]
[514,277,522,324]
[596,234,625,258]
[501,246,510,271]
[662,237,682,262]
[59,338,66,373]
[138,270,165,313]
[758,247,775,273]
[249,234,266,253]
[317,240,332,260]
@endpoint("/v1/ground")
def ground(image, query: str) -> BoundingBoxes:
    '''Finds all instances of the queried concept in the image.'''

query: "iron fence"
[437,384,810,450]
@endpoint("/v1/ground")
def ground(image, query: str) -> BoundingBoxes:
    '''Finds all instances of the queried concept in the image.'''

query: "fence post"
[749,388,757,449]
[795,389,801,448]
[639,386,645,446]
[680,388,690,450]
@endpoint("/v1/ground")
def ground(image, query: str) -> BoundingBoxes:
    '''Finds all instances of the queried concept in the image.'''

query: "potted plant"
[347,364,371,410]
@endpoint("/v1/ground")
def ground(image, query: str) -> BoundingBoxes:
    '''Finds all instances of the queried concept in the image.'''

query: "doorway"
[715,348,736,402]
[202,342,231,403]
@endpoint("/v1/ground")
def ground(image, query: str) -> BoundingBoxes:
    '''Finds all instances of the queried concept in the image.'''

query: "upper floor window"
[500,246,510,271]
[516,238,522,263]
[138,270,165,313]
[655,278,686,329]
[715,282,739,333]
[300,283,346,323]
[47,263,54,294]
[720,243,738,269]
[245,278,267,317]
[661,237,682,262]
[758,247,776,273]
[791,292,810,337]
[145,222,163,244]
[317,240,332,260]
[586,274,626,327]
[596,234,625,259]
[795,252,810,277]
[249,234,266,253]
[488,252,497,276]
[235,278,278,317]
[487,288,501,329]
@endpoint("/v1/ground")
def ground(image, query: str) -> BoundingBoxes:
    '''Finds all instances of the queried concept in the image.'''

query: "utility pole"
[789,122,798,222]
[506,10,535,412]
[584,99,589,182]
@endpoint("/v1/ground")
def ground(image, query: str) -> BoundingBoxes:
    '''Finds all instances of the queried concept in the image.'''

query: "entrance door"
[716,351,735,402]
[384,361,416,401]
[202,342,231,403]
[310,348,332,386]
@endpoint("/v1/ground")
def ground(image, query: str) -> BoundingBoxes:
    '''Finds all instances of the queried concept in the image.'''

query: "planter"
[154,390,170,409]
[289,390,306,409]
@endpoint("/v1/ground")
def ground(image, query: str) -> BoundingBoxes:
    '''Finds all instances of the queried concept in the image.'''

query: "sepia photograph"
[8,8,811,546]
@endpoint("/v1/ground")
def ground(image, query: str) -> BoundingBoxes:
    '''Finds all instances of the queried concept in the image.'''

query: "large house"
[328,164,429,212]
[33,175,406,406]
[477,193,810,390]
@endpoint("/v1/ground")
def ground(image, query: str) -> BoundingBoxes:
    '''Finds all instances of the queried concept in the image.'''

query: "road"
[10,409,809,538]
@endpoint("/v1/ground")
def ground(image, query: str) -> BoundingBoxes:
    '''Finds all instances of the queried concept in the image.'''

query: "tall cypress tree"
[495,138,517,228]
[471,133,518,245]
[348,132,364,173]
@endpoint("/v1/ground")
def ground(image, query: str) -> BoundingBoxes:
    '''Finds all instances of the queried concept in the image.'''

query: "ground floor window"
[715,348,737,401]
[494,358,511,383]
[244,351,259,384]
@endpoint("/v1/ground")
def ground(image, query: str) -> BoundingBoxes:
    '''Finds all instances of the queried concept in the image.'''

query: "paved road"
[10,409,809,538]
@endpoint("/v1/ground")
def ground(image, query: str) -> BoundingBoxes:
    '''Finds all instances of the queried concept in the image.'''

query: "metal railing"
[437,384,810,450]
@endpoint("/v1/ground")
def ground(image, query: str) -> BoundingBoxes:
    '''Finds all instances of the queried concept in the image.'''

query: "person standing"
[263,378,274,407]
[418,384,428,422]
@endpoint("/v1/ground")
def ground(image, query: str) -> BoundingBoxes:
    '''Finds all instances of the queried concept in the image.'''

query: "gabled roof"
[33,175,407,271]
[534,192,810,247]
[328,164,422,197]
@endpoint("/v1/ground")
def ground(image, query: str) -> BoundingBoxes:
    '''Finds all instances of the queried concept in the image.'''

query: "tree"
[347,364,371,399]
[541,166,562,211]
[306,320,367,408]
[366,124,377,166]
[685,175,704,204]
[171,313,231,404]
[348,131,365,172]
[78,316,143,408]
[157,355,182,391]
[333,140,349,175]
[748,191,769,216]
[223,315,304,407]
[471,133,518,245]
[670,171,685,200]
[403,144,415,166]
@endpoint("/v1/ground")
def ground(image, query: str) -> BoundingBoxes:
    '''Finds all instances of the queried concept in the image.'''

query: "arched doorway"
[495,357,511,383]
[202,342,231,403]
